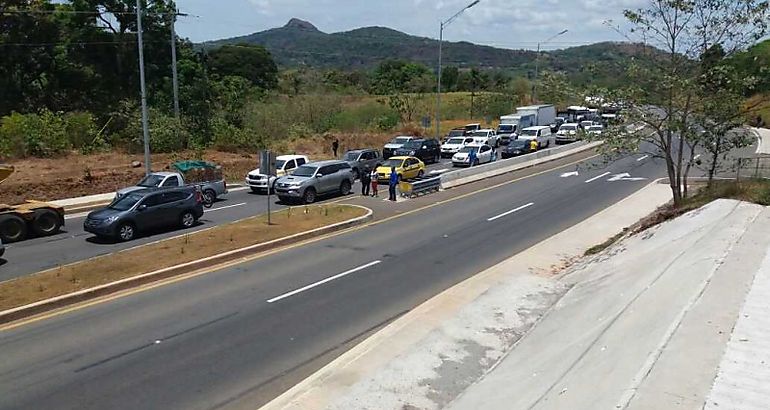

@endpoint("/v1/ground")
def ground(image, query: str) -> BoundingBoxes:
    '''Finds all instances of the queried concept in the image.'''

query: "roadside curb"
[0,205,373,325]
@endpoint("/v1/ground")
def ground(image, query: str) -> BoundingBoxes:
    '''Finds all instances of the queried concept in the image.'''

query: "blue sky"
[175,0,648,50]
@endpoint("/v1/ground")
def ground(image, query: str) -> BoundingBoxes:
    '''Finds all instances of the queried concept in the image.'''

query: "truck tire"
[0,214,28,243]
[32,209,62,237]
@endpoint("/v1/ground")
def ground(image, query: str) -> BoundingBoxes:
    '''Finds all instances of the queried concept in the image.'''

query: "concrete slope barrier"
[441,141,602,189]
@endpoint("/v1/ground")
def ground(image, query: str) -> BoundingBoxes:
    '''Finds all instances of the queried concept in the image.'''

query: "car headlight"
[410,150,416,155]
[104,215,120,224]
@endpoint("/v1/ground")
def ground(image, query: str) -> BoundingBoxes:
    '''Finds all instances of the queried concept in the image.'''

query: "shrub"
[0,110,70,158]
[211,117,263,152]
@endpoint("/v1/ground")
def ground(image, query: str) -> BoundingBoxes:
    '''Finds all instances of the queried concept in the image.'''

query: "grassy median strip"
[0,204,367,311]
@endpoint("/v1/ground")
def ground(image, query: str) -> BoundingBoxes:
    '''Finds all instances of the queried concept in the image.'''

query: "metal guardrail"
[440,141,598,188]
[399,176,442,198]
[736,155,770,180]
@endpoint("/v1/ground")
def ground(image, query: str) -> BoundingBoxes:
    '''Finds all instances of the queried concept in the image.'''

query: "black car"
[394,138,441,164]
[501,139,534,159]
[84,186,204,241]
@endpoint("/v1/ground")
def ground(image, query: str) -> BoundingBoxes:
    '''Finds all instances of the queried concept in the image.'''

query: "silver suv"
[274,160,354,204]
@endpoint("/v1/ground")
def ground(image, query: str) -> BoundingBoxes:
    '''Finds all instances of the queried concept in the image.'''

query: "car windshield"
[446,137,465,145]
[459,146,479,153]
[521,129,538,137]
[292,165,317,177]
[275,160,287,169]
[449,130,465,137]
[498,125,514,132]
[137,174,164,187]
[381,159,404,168]
[344,152,360,161]
[110,193,143,211]
[402,141,423,149]
[561,125,578,131]
[390,137,411,144]
[471,131,489,137]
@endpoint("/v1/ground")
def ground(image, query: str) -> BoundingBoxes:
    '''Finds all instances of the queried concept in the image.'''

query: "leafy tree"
[597,0,769,205]
[207,44,278,90]
[441,66,459,92]
[370,60,433,94]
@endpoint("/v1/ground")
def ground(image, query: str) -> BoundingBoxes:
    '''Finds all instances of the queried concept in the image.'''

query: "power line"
[0,9,197,17]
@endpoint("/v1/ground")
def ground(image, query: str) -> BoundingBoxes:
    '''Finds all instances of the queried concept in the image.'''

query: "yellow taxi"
[376,156,426,183]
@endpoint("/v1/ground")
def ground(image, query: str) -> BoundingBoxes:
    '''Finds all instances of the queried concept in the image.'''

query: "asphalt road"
[0,158,456,282]
[0,151,667,410]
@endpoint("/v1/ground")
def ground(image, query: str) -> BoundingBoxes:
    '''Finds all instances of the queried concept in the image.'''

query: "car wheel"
[339,180,352,196]
[180,211,196,229]
[117,223,136,242]
[303,188,317,204]
[203,190,216,207]
[0,214,28,243]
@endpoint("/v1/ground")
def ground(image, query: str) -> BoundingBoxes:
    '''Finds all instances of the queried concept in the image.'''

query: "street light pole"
[170,10,180,122]
[532,29,568,103]
[435,0,480,140]
[136,0,151,175]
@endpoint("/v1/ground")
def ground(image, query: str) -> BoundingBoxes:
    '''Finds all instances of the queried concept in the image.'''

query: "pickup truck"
[116,161,227,206]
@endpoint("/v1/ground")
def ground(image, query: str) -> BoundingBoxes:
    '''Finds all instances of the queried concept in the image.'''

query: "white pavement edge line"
[267,260,382,304]
[585,172,611,183]
[0,205,374,319]
[637,155,650,162]
[204,202,246,213]
[487,203,535,222]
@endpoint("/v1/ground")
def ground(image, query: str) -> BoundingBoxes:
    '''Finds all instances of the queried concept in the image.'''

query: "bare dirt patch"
[0,204,366,311]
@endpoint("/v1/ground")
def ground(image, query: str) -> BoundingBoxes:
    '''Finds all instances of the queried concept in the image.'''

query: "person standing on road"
[530,139,538,152]
[388,167,398,201]
[468,148,477,167]
[370,168,379,197]
[361,166,371,196]
[332,139,339,158]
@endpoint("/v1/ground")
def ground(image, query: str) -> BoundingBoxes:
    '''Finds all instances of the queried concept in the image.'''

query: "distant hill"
[204,18,663,83]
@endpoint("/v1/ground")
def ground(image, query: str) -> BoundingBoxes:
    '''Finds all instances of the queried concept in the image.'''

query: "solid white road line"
[204,202,247,213]
[267,260,382,303]
[487,202,535,222]
[585,172,611,183]
[637,155,650,162]
[229,186,249,192]
[64,211,91,220]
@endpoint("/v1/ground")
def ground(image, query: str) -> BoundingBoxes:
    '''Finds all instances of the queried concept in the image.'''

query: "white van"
[518,126,553,149]
[246,154,309,193]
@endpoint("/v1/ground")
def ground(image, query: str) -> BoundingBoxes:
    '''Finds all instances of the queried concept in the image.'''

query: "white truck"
[498,114,535,144]
[516,105,557,128]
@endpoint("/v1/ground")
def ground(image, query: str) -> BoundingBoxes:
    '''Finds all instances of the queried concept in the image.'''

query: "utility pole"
[435,0,481,140]
[136,0,151,175]
[170,10,180,122]
[532,29,568,103]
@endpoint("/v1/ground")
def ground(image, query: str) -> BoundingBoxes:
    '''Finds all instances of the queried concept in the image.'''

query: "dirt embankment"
[0,122,478,205]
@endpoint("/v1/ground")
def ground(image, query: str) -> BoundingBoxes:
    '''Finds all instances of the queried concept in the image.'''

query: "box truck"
[516,104,557,127]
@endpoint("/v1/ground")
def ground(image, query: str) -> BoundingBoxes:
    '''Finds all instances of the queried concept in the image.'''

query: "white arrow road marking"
[267,260,382,303]
[487,202,535,222]
[560,171,579,178]
[608,173,631,182]
[636,155,649,162]
[585,172,611,183]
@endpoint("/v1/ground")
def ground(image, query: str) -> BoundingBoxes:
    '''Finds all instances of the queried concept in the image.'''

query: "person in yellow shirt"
[529,139,538,152]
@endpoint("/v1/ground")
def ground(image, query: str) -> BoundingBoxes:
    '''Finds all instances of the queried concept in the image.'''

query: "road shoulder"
[259,181,672,410]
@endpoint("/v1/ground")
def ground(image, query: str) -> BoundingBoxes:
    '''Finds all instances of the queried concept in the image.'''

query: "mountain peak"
[283,18,319,32]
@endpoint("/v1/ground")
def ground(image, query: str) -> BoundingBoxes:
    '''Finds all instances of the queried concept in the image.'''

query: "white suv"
[246,154,309,193]
[441,136,474,158]
[519,126,553,149]
[470,129,499,147]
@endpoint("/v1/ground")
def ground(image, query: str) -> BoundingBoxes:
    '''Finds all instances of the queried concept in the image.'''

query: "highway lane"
[0,152,666,410]
[0,159,455,282]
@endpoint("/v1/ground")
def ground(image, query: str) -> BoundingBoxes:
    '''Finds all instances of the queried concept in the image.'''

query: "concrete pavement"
[0,150,664,409]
